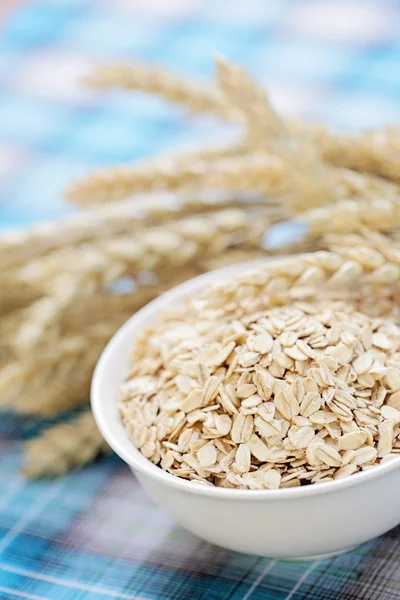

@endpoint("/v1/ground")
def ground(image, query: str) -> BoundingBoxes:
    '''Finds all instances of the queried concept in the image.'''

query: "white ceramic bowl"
[92,261,400,559]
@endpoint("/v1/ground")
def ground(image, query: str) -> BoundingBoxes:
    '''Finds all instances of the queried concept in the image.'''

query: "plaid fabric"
[2,0,400,598]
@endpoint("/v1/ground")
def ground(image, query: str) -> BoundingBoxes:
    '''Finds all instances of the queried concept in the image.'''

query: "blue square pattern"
[147,22,266,76]
[0,152,110,231]
[252,39,355,84]
[0,50,22,84]
[2,1,400,599]
[63,13,162,60]
[0,156,82,222]
[0,93,73,147]
[2,0,84,50]
[60,106,184,163]
[103,90,182,122]
[354,49,400,92]
[200,0,287,25]
[317,92,400,130]
[103,92,184,123]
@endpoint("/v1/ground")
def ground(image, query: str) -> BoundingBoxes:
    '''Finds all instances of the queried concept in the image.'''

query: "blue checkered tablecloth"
[2,1,400,598]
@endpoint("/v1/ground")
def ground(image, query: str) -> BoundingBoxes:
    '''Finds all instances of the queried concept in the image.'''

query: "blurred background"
[1,0,400,230]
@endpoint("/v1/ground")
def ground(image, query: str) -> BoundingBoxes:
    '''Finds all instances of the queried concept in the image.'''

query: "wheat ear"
[296,122,400,184]
[23,410,110,478]
[0,331,110,415]
[263,197,400,250]
[85,62,238,119]
[0,192,257,271]
[65,152,290,206]
[215,57,287,145]
[304,198,400,236]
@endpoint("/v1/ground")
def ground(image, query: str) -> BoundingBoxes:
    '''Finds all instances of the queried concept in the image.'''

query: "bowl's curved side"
[133,461,400,558]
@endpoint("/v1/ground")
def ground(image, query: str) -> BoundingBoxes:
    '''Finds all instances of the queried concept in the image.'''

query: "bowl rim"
[91,259,400,501]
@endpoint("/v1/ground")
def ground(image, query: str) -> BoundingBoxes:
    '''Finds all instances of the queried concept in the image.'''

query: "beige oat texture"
[119,265,400,489]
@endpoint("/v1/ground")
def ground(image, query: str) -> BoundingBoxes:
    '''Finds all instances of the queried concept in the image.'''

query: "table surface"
[2,1,400,599]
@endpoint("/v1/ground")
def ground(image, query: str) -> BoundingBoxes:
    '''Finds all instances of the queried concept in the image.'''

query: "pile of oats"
[118,283,400,489]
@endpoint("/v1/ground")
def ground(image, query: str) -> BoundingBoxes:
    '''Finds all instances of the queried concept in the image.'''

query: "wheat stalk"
[85,61,400,185]
[0,287,165,415]
[65,144,400,212]
[294,122,400,184]
[0,331,108,415]
[0,191,260,272]
[85,62,238,119]
[215,57,287,145]
[11,206,276,355]
[23,410,110,478]
[65,152,290,206]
